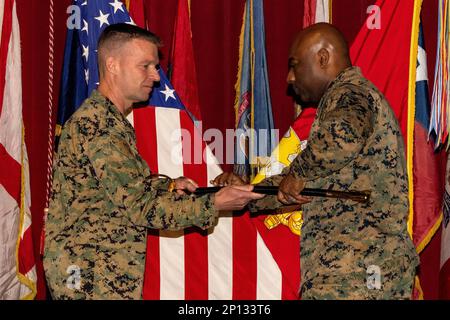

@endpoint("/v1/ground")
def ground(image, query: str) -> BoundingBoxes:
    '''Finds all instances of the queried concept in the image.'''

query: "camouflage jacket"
[250,67,419,298]
[44,90,218,300]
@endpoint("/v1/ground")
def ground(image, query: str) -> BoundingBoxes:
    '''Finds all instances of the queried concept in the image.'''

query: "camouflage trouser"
[46,265,143,300]
[44,245,144,300]
[300,256,417,300]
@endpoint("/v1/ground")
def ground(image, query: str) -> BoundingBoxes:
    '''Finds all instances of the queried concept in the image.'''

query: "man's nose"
[286,69,295,84]
[149,67,160,82]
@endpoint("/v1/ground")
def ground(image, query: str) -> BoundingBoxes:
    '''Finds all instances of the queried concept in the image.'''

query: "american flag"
[56,0,134,127]
[303,0,330,27]
[0,0,37,299]
[56,0,290,299]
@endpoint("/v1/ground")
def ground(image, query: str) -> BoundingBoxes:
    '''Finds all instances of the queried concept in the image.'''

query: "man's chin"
[294,93,310,105]
[132,94,152,107]
[293,88,307,103]
[141,89,153,100]
[296,92,319,105]
[132,100,149,108]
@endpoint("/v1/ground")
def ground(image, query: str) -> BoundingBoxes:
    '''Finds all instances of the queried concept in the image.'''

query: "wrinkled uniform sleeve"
[249,90,374,213]
[247,170,287,213]
[289,91,374,181]
[86,133,218,231]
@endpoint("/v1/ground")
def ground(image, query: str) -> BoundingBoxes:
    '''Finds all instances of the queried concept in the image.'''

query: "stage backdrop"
[15,0,442,299]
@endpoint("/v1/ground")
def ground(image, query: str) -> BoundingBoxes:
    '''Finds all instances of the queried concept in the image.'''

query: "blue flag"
[234,0,276,179]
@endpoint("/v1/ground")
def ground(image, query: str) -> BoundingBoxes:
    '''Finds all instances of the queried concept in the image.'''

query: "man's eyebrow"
[138,59,158,64]
[288,57,298,66]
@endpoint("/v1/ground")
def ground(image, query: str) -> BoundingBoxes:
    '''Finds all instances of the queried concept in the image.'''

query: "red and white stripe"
[0,0,37,300]
[303,0,330,28]
[128,107,283,299]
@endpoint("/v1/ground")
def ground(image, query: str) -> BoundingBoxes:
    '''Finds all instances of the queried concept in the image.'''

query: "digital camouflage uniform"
[249,67,419,299]
[44,90,218,299]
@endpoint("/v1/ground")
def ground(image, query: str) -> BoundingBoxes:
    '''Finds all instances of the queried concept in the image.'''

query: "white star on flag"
[81,19,88,34]
[160,84,176,102]
[416,45,428,82]
[126,17,136,25]
[82,45,89,62]
[84,69,89,84]
[95,10,110,28]
[109,0,124,14]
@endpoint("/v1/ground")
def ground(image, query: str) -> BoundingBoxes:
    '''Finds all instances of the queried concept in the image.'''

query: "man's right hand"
[211,172,246,187]
[278,174,311,205]
[214,185,264,211]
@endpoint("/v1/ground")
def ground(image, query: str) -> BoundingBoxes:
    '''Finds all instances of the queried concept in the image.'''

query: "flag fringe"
[414,275,424,299]
[406,0,424,238]
[233,2,247,126]
[416,212,444,254]
[15,125,37,300]
[329,0,333,23]
[429,0,450,149]
[250,0,255,147]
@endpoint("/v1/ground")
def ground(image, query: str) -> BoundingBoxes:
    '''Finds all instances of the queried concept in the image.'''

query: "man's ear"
[105,56,118,75]
[317,48,330,68]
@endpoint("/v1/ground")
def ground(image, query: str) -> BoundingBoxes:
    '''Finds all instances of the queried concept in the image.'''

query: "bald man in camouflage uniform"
[214,23,419,299]
[44,24,263,300]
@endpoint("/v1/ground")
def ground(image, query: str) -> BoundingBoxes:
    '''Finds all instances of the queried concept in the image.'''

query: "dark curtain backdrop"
[15,0,441,299]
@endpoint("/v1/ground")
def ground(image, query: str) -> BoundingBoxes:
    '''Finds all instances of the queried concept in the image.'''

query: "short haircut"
[97,23,161,73]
